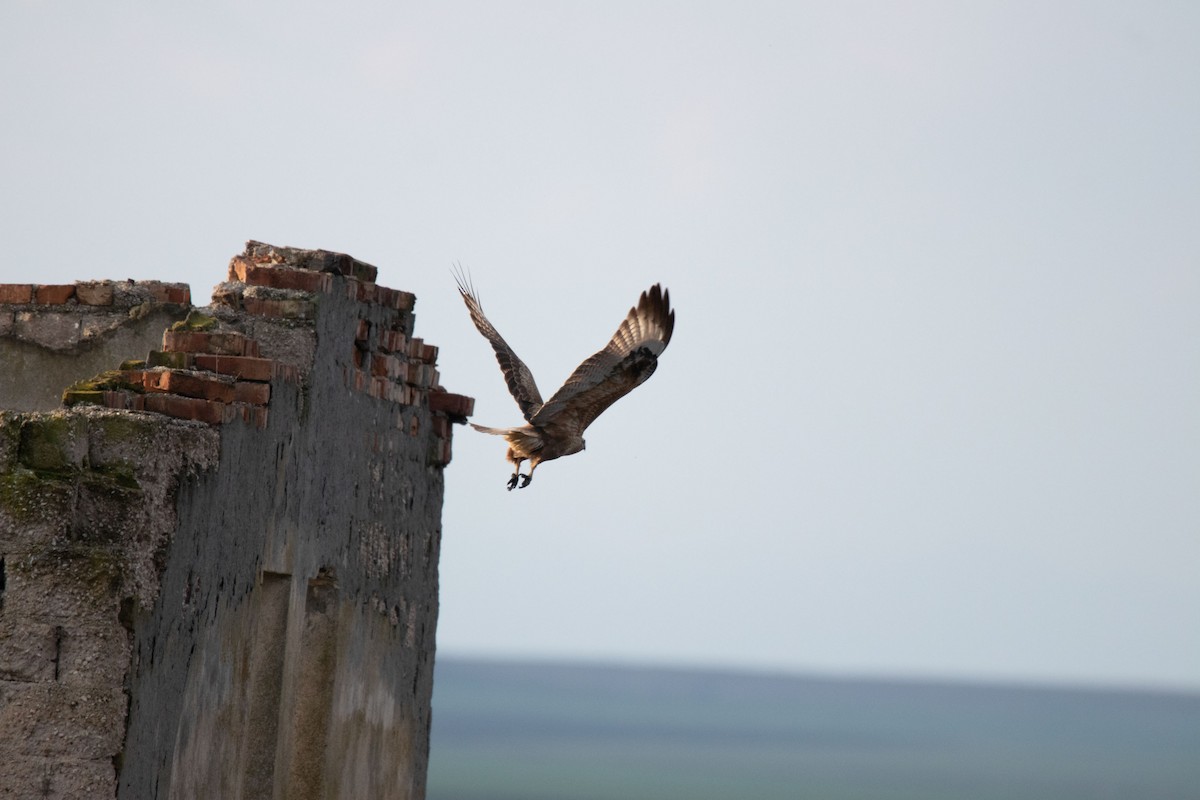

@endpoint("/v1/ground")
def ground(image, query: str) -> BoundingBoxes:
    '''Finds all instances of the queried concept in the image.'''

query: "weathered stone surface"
[0,619,58,682]
[13,311,81,348]
[78,313,133,342]
[0,754,117,800]
[0,682,127,759]
[0,413,20,473]
[17,412,90,471]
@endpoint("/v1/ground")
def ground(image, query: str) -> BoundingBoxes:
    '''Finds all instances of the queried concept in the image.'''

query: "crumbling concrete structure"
[0,242,473,799]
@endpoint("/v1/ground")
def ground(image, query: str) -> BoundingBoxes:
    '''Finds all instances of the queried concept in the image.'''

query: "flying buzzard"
[455,275,675,490]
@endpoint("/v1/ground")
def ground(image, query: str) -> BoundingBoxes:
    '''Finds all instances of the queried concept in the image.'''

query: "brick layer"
[0,280,189,308]
[193,354,275,381]
[144,369,237,404]
[162,330,260,357]
[34,285,77,304]
[0,284,33,303]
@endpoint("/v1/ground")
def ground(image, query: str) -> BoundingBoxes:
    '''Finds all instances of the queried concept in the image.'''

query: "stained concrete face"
[120,283,445,800]
[0,283,191,412]
[0,408,220,798]
[0,245,469,799]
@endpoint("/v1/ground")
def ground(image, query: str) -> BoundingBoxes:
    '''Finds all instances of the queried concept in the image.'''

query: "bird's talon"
[519,474,532,488]
[507,473,519,491]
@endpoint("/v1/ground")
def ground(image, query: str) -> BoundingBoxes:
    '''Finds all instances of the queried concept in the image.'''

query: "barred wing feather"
[454,272,544,421]
[531,284,674,436]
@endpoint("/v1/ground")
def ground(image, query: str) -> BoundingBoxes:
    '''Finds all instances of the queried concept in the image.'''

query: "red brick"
[101,390,144,411]
[272,363,300,383]
[369,376,391,399]
[376,287,416,312]
[371,354,404,379]
[144,393,226,425]
[75,282,114,306]
[141,369,167,390]
[143,369,236,403]
[0,284,33,304]
[233,259,332,293]
[405,363,438,388]
[345,260,377,283]
[120,369,147,387]
[193,354,275,382]
[351,280,377,303]
[34,284,76,304]
[355,319,370,342]
[232,381,270,405]
[378,330,407,354]
[147,350,194,369]
[143,282,191,305]
[428,391,474,418]
[162,331,259,356]
[196,400,226,425]
[226,403,269,429]
[243,296,315,320]
[228,255,265,282]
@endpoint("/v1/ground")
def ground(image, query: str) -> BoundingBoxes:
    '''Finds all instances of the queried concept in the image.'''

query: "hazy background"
[3,2,1197,692]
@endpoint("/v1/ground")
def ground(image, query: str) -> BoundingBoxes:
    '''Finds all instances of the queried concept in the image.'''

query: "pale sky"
[3,2,1198,692]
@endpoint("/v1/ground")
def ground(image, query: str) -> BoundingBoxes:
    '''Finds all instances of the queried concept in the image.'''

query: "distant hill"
[428,658,1200,800]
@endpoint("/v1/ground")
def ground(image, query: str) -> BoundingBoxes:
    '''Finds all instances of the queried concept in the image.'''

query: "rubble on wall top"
[242,239,379,283]
[219,240,415,315]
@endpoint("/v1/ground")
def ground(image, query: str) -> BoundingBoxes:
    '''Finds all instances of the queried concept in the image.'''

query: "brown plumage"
[455,273,675,490]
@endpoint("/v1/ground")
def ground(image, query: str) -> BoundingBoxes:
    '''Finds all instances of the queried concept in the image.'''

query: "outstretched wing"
[454,270,544,421]
[531,284,674,437]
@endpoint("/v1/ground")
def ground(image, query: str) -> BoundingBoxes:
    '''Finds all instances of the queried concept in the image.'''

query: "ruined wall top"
[0,241,473,798]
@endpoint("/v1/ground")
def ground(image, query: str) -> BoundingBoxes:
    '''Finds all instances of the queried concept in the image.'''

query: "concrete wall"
[0,281,192,412]
[0,243,473,799]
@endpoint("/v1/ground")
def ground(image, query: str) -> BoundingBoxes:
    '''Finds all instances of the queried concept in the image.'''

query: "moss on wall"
[170,311,218,332]
[0,467,76,525]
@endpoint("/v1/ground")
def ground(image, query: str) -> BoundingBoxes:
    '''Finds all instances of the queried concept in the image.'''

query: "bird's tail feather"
[469,423,544,454]
[469,423,515,436]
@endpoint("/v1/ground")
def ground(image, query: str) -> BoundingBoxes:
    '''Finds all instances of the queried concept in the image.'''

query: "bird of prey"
[455,274,674,490]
